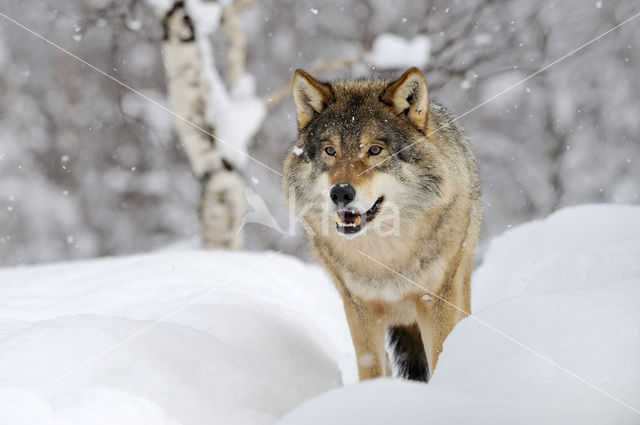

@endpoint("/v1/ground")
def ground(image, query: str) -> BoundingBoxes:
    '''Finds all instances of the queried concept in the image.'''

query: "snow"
[142,0,175,15]
[280,204,640,424]
[184,0,267,170]
[472,204,640,311]
[0,251,352,424]
[1,204,639,424]
[366,33,431,69]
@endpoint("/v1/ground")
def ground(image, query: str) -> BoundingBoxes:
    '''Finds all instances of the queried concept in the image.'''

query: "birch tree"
[158,0,265,249]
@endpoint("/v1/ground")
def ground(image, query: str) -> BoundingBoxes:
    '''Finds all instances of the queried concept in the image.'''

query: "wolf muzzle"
[330,182,384,235]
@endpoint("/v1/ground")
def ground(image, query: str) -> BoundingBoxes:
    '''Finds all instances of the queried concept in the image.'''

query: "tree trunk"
[161,1,244,250]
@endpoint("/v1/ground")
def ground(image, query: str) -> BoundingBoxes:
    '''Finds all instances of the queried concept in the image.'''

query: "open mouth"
[335,196,384,235]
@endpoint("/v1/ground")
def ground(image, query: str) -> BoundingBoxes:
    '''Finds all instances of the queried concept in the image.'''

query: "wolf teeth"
[335,213,362,227]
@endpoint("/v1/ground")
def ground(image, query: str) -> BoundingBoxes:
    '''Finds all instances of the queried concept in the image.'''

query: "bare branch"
[262,53,366,108]
[228,0,263,14]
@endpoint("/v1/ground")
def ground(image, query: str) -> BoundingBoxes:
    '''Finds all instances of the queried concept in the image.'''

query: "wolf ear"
[381,67,429,131]
[293,69,333,129]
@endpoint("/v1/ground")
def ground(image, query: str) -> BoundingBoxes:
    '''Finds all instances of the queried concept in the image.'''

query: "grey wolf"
[282,67,482,381]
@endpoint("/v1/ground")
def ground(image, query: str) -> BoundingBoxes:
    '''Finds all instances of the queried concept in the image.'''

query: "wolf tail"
[388,324,429,382]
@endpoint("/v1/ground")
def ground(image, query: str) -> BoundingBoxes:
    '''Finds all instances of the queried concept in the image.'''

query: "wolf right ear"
[293,69,333,130]
[381,67,429,131]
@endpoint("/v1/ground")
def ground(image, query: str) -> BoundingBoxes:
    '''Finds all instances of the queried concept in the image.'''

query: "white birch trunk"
[161,1,244,250]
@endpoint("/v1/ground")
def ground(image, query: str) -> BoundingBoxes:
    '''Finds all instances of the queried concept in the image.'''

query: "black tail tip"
[388,324,430,382]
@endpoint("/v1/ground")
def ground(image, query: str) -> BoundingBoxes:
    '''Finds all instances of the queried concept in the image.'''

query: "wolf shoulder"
[427,99,481,199]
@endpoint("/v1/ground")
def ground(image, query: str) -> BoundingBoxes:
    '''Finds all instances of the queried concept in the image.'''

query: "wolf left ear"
[381,67,429,131]
[293,69,333,130]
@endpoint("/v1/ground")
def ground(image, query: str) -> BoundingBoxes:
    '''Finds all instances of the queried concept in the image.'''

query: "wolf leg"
[416,275,466,377]
[342,296,387,381]
[387,324,429,382]
[383,351,393,377]
[458,250,474,321]
[414,307,437,379]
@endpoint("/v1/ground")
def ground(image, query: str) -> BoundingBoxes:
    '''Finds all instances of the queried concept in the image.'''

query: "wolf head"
[283,67,453,241]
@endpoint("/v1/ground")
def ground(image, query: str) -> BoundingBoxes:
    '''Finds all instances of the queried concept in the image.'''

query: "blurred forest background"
[0,0,638,266]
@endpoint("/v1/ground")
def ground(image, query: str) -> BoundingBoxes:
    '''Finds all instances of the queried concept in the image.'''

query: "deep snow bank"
[279,204,640,425]
[0,204,639,425]
[0,250,353,424]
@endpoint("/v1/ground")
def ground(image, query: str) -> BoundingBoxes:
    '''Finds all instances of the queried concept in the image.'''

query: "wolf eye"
[324,146,336,156]
[368,145,383,156]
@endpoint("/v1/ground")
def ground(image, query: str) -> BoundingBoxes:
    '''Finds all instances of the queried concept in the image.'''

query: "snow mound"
[0,251,353,424]
[472,204,640,310]
[279,204,640,425]
[1,204,639,424]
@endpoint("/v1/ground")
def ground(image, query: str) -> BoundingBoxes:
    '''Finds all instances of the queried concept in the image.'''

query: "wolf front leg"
[342,295,389,380]
[415,275,468,377]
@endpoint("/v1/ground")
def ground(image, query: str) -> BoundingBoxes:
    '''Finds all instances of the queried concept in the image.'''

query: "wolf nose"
[330,183,356,206]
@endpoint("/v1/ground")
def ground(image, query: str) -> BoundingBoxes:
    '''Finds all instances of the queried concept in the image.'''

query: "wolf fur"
[282,67,482,381]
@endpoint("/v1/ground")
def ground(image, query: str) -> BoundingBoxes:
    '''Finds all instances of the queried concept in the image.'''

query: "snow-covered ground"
[1,204,639,424]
